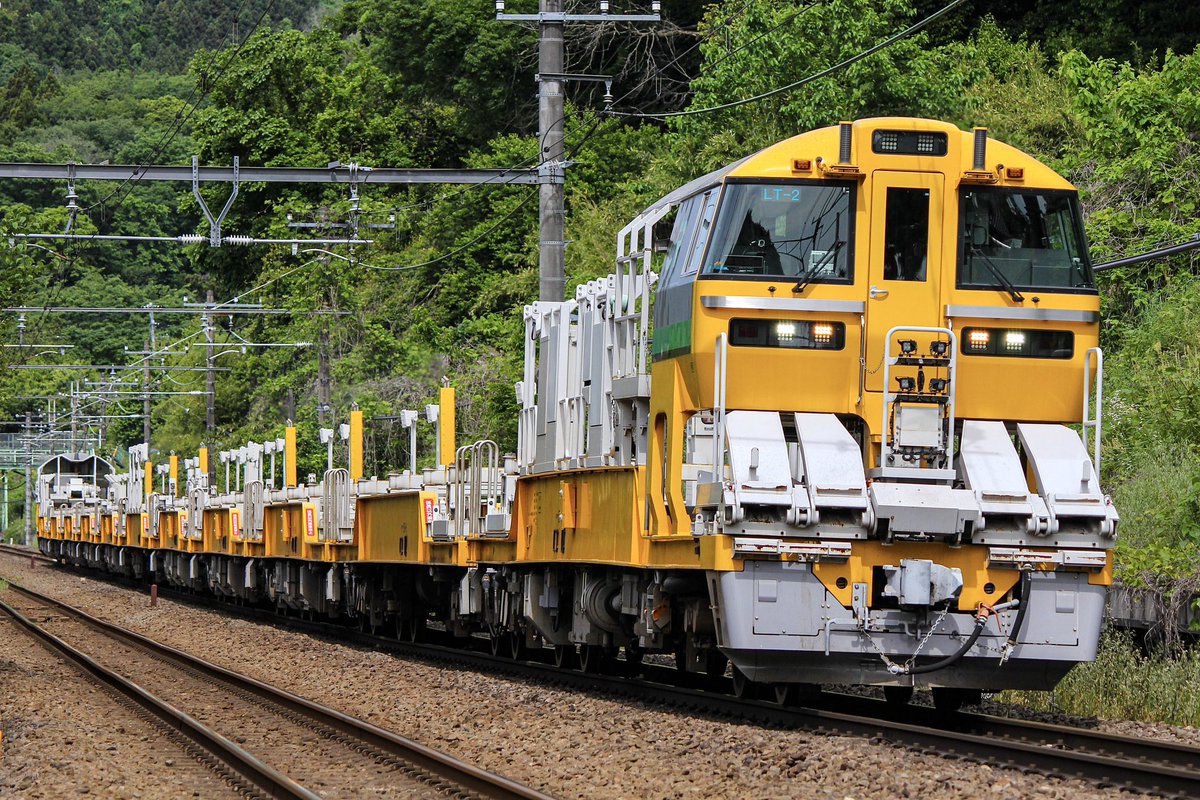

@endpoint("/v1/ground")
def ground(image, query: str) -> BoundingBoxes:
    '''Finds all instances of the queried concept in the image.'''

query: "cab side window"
[683,190,717,275]
[660,195,703,285]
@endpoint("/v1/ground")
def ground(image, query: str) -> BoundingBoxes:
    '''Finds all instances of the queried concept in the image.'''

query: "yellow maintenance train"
[37,118,1117,710]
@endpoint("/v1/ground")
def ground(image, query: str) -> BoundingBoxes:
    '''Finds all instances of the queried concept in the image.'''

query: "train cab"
[642,118,1116,694]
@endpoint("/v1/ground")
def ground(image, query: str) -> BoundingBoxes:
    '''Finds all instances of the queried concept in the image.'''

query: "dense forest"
[1,0,1200,583]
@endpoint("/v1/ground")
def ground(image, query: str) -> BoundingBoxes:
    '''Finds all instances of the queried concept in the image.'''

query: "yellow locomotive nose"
[639,118,1112,693]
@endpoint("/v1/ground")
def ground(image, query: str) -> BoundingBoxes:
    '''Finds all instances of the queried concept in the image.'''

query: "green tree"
[673,0,967,168]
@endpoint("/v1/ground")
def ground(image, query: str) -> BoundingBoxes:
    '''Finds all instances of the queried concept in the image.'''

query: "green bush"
[1002,630,1200,726]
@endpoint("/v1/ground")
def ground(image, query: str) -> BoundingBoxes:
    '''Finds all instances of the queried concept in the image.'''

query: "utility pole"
[70,381,78,453]
[317,325,331,422]
[538,0,566,303]
[205,290,216,436]
[98,375,109,449]
[496,1,660,302]
[204,290,217,488]
[143,338,152,445]
[23,411,32,546]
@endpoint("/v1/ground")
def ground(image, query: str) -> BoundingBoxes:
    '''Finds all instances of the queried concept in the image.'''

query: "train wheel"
[884,685,914,706]
[579,644,607,674]
[400,617,425,644]
[488,628,507,657]
[777,683,820,706]
[553,644,576,669]
[508,632,526,661]
[731,665,753,699]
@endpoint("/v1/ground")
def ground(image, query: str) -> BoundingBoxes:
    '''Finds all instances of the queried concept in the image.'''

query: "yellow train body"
[38,119,1117,701]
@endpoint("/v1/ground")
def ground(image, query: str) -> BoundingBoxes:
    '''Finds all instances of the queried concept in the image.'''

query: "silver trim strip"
[732,537,853,561]
[702,296,866,313]
[946,304,1099,323]
[988,546,1108,569]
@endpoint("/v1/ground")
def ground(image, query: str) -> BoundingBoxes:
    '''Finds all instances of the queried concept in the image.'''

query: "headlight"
[961,328,1074,359]
[729,319,845,350]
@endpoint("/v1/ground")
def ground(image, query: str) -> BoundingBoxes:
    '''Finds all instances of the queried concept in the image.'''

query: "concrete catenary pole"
[23,411,32,545]
[538,0,566,302]
[143,338,152,445]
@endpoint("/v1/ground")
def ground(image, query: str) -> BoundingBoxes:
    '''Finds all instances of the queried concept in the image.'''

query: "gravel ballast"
[0,603,241,799]
[0,556,1179,799]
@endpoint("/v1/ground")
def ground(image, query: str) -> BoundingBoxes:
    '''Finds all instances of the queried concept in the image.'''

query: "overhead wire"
[694,2,818,75]
[81,0,277,216]
[355,110,615,274]
[610,0,968,120]
[10,0,278,359]
[287,3,765,278]
[488,0,787,179]
[289,0,766,224]
[7,1,813,430]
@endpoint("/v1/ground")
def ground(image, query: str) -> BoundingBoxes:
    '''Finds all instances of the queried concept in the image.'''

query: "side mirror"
[653,218,673,253]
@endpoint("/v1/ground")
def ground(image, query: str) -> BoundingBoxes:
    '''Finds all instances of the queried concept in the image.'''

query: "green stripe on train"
[652,321,691,360]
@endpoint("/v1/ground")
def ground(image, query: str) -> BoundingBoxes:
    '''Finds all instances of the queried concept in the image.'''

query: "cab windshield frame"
[956,186,1097,295]
[699,178,857,284]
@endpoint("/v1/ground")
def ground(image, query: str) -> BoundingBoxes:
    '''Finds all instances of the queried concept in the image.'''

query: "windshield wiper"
[968,246,1025,303]
[792,240,846,294]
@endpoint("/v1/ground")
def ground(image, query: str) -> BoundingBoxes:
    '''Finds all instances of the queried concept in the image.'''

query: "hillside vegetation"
[1,1,1199,582]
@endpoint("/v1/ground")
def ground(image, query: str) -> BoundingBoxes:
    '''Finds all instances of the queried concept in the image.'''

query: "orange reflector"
[793,158,812,172]
[1005,167,1024,180]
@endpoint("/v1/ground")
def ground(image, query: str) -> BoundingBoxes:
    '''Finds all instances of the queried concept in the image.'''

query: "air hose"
[1005,571,1031,651]
[896,584,1026,676]
[903,608,991,675]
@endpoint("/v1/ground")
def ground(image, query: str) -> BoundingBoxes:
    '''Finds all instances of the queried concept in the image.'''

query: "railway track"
[5,551,1200,797]
[135,579,1200,798]
[0,542,55,563]
[0,579,554,800]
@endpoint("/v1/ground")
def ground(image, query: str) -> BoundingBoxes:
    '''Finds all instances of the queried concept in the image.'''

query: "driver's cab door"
[864,171,944,392]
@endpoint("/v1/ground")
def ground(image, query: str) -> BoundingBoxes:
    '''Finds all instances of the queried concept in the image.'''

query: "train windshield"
[702,181,854,281]
[958,188,1095,292]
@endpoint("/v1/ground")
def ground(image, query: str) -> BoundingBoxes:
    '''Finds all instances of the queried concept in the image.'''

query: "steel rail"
[0,593,318,800]
[4,581,555,800]
[831,692,1200,775]
[0,543,56,563]
[134,581,1200,798]
[16,551,1200,796]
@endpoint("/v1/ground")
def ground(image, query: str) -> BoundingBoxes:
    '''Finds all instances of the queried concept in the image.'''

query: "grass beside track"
[1001,631,1200,727]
